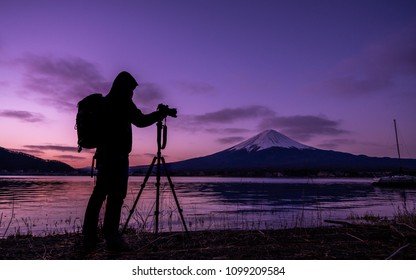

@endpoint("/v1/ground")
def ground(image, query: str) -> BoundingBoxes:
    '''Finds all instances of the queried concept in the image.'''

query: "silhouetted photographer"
[82,71,176,252]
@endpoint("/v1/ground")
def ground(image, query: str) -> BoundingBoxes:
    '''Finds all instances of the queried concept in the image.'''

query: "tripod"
[122,119,188,236]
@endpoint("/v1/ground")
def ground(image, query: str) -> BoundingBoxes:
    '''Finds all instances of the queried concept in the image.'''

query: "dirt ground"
[1,222,415,260]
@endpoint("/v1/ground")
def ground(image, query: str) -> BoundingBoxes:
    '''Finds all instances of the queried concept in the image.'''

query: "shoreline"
[1,222,415,260]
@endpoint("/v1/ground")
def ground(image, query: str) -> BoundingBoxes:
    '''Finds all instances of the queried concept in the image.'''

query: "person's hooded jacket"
[98,71,164,156]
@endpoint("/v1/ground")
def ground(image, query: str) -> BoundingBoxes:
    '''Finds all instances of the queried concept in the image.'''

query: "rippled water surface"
[1,176,415,237]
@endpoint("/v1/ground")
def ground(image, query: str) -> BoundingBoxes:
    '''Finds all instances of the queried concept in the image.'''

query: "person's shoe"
[82,235,99,252]
[105,236,132,252]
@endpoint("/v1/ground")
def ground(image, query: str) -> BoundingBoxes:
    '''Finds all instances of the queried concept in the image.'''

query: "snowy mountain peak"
[230,130,313,152]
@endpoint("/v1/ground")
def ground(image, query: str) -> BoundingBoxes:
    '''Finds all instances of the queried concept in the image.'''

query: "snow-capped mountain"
[229,130,313,151]
[131,129,416,176]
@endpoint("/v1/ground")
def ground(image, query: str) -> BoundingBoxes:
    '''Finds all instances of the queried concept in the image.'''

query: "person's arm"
[129,102,165,128]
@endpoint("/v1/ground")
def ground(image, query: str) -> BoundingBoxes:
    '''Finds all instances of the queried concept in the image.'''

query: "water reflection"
[0,176,415,237]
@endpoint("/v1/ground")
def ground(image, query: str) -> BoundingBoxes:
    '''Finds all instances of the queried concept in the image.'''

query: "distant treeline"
[0,147,75,174]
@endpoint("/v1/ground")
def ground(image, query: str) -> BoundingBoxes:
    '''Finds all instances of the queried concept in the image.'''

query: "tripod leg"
[121,156,156,235]
[155,151,162,235]
[161,157,189,236]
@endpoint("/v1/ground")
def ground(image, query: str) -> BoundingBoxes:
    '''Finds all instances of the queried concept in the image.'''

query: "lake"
[0,176,415,237]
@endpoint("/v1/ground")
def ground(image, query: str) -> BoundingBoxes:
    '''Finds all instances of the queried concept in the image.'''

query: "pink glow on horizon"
[0,1,416,169]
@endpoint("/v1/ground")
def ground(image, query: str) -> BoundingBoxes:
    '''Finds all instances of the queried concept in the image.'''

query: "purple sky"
[1,0,415,168]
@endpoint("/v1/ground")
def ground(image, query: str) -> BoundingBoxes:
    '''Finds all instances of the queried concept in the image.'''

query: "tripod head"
[156,103,176,151]
[157,118,168,150]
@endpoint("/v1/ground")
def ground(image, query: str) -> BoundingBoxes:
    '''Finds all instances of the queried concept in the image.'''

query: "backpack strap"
[91,152,97,178]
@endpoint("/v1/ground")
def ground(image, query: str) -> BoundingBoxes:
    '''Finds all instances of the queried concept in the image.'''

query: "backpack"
[75,93,104,152]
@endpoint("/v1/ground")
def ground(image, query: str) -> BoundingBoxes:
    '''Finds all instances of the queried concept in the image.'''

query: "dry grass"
[2,201,416,260]
[1,220,416,260]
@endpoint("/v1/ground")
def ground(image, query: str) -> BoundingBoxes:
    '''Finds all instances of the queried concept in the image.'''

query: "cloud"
[316,138,357,150]
[133,82,164,105]
[54,155,85,160]
[206,128,250,145]
[24,144,78,153]
[182,106,348,144]
[206,128,251,134]
[217,136,245,145]
[322,23,416,96]
[0,80,10,87]
[0,110,45,122]
[15,54,109,110]
[142,153,157,158]
[259,115,347,141]
[174,80,217,95]
[194,105,275,124]
[322,76,392,96]
[11,148,45,155]
[14,54,167,112]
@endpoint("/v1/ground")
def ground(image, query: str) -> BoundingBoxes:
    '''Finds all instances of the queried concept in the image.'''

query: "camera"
[157,103,177,118]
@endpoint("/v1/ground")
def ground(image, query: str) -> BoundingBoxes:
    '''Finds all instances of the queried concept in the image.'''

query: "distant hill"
[132,130,416,177]
[0,146,76,175]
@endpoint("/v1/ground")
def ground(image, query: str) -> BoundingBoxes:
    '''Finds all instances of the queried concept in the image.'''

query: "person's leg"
[82,159,110,243]
[82,184,106,243]
[103,193,125,240]
[102,156,129,249]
